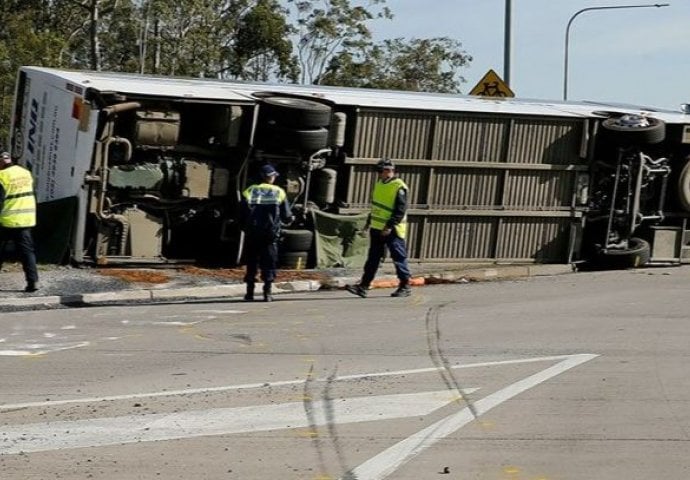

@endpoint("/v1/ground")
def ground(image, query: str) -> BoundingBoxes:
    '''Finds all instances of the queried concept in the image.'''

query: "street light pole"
[563,3,669,101]
[504,0,512,87]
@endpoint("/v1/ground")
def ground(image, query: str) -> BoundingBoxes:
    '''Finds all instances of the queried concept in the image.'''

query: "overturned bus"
[9,66,690,268]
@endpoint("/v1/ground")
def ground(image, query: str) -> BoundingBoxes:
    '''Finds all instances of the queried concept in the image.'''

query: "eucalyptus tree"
[0,3,64,144]
[286,0,391,85]
[230,0,298,82]
[58,0,123,70]
[137,0,296,80]
[320,37,472,93]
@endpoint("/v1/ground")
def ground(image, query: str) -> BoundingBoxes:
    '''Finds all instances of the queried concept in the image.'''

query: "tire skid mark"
[302,363,355,480]
[425,304,479,420]
[303,363,331,478]
[322,367,354,478]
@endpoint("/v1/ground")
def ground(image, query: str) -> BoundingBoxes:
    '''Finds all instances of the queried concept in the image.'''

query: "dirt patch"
[182,266,330,283]
[95,266,330,286]
[97,269,171,284]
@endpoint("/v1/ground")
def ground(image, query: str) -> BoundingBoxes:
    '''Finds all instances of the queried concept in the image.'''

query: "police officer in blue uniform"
[241,164,292,302]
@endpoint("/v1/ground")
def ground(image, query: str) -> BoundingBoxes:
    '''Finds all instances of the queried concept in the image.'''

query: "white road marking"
[151,320,214,326]
[342,353,599,480]
[0,341,90,357]
[0,354,578,410]
[0,390,473,455]
[193,309,248,314]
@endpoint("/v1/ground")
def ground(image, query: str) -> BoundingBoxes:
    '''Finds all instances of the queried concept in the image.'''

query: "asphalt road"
[1,267,689,479]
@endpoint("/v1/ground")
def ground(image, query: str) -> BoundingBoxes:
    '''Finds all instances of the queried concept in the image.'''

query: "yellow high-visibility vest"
[0,165,36,228]
[242,183,286,205]
[370,178,408,239]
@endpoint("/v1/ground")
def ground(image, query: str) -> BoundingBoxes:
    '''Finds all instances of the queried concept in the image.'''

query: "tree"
[230,0,298,81]
[99,0,141,72]
[134,0,296,80]
[0,5,65,145]
[320,37,472,93]
[286,0,391,85]
[59,0,123,70]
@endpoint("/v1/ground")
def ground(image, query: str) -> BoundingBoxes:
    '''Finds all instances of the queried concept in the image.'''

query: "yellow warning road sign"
[469,69,514,98]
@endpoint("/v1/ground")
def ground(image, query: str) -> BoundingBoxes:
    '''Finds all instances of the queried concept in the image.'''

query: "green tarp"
[311,210,369,269]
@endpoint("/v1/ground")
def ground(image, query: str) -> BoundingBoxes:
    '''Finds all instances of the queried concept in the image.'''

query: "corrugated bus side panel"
[509,118,584,165]
[352,111,432,159]
[429,168,500,207]
[497,218,572,261]
[347,108,583,263]
[346,167,376,208]
[504,170,575,208]
[435,115,508,162]
[419,217,496,260]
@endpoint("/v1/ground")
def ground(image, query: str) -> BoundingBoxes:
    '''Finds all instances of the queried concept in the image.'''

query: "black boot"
[244,283,255,302]
[345,284,369,298]
[263,282,273,302]
[391,280,411,297]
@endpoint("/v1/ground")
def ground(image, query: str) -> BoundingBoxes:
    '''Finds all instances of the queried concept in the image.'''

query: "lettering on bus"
[26,98,40,170]
[46,105,59,199]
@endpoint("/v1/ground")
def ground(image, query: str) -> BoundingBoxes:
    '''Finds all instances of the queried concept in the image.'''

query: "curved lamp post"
[563,3,670,101]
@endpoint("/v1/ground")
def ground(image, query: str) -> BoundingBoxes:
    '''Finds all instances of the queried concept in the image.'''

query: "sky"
[367,0,689,111]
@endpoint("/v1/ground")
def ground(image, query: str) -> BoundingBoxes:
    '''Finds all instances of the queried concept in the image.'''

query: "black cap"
[260,164,279,177]
[376,157,394,172]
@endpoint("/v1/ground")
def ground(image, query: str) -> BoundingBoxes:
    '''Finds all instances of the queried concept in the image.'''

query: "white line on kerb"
[342,353,599,480]
[0,354,582,411]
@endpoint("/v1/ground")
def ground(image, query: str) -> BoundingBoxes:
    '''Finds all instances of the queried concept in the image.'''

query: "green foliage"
[286,0,392,84]
[0,0,473,145]
[228,0,298,81]
[320,37,473,93]
[0,5,65,146]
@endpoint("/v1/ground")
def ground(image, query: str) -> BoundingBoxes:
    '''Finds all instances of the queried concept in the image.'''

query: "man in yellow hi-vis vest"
[0,152,39,292]
[346,158,412,298]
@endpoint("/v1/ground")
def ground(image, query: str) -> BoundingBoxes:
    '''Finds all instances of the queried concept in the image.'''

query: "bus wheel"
[281,229,314,252]
[601,115,665,145]
[260,97,332,129]
[256,126,329,152]
[279,250,309,270]
[677,158,690,211]
[596,237,650,269]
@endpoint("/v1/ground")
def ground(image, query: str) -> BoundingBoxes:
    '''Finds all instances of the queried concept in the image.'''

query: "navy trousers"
[0,227,39,284]
[243,231,278,284]
[361,228,411,287]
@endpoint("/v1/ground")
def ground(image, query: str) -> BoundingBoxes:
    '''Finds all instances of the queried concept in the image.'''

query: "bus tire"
[261,97,332,128]
[279,250,309,270]
[596,237,650,269]
[677,159,690,211]
[281,229,314,252]
[256,126,329,152]
[601,116,665,145]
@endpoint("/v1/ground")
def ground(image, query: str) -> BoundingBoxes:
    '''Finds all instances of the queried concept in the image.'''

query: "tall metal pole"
[504,0,512,87]
[563,3,669,101]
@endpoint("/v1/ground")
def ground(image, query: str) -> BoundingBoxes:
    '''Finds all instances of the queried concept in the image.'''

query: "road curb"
[324,264,573,290]
[0,265,571,311]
